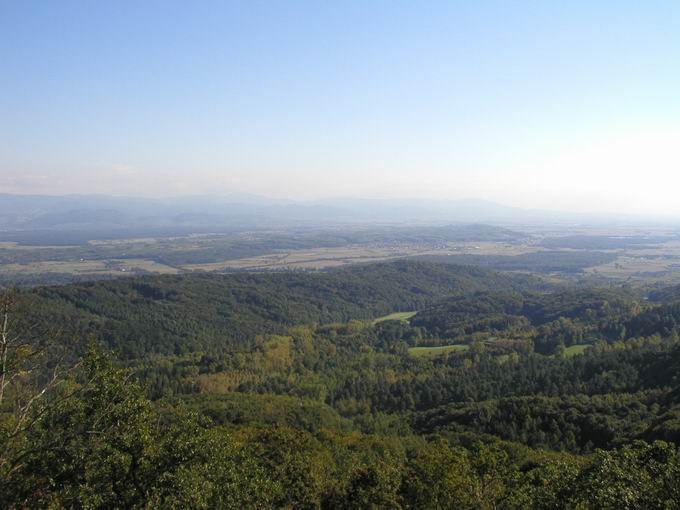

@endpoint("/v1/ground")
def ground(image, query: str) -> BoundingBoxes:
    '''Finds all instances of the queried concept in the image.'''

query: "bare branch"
[0,289,79,470]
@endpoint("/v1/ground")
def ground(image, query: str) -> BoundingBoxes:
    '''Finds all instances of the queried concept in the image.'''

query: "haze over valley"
[3,2,680,508]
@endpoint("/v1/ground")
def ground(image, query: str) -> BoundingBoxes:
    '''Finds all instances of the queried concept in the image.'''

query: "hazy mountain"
[0,193,352,230]
[0,193,637,234]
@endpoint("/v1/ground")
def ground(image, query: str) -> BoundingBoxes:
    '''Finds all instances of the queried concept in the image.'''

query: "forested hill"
[649,283,680,303]
[18,260,546,358]
[10,261,680,507]
[409,287,644,353]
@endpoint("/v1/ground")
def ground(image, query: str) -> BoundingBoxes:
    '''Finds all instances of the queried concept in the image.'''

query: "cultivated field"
[4,225,680,287]
[0,258,178,276]
[183,242,539,272]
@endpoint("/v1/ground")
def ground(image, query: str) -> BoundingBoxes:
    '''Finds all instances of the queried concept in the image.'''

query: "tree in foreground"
[1,342,273,509]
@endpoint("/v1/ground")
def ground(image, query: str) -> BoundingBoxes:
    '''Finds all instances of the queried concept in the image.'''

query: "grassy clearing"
[409,344,469,357]
[563,344,591,357]
[373,311,417,324]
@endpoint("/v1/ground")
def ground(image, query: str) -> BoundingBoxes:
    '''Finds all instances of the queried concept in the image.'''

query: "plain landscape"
[4,194,680,289]
[4,1,680,508]
[5,193,680,507]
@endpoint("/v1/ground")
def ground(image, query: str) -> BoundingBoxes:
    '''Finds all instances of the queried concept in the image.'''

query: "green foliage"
[567,441,680,509]
[5,343,680,508]
[239,426,334,509]
[1,346,273,509]
[9,260,680,507]
[176,392,353,433]
[411,287,644,354]
[18,260,543,358]
[414,391,668,453]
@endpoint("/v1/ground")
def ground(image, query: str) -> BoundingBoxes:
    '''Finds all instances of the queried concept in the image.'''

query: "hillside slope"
[19,260,547,357]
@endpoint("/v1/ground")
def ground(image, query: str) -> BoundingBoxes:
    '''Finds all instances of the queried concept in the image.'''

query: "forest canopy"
[4,260,680,508]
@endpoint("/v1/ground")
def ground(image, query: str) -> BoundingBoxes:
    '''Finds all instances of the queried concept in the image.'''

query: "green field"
[373,311,417,324]
[563,344,591,357]
[408,344,470,357]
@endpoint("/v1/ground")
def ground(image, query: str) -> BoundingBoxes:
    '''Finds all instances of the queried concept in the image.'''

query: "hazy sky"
[2,1,680,215]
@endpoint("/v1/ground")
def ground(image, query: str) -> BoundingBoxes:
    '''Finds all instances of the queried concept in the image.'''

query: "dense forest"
[4,260,680,508]
[16,261,544,357]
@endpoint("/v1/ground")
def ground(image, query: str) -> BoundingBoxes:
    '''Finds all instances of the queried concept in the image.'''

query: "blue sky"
[2,1,680,214]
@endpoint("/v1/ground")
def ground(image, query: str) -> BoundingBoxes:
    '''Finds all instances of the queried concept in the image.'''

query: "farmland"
[3,223,680,287]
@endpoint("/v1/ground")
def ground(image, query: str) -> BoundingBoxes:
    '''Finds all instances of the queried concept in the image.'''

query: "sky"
[1,1,680,216]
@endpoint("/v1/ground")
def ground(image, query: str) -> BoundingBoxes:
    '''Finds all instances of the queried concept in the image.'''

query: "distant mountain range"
[0,193,652,234]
